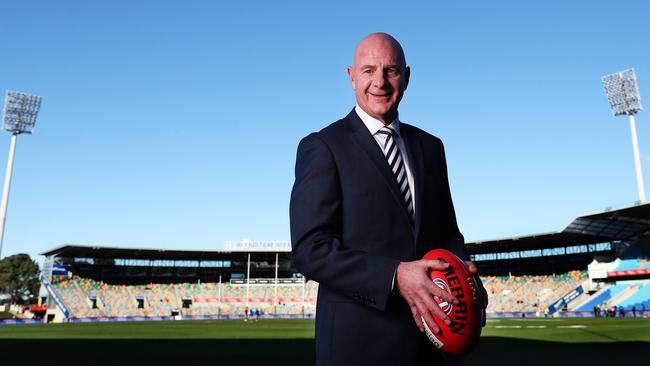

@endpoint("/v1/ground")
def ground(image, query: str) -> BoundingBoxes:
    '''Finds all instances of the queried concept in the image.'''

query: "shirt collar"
[355,105,401,137]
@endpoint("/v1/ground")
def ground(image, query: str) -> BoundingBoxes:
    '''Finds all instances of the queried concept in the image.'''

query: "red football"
[421,248,482,355]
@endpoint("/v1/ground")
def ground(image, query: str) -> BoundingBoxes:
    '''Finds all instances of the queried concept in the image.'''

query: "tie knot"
[377,126,396,137]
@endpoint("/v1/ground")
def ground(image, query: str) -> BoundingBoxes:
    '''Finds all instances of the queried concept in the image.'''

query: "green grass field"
[1,317,648,342]
[0,317,647,364]
[482,317,650,342]
[0,318,315,339]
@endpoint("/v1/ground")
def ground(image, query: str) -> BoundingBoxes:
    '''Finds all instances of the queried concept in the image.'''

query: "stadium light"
[0,90,43,258]
[602,69,645,203]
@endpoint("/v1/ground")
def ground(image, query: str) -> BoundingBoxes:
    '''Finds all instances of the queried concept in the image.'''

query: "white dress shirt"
[355,105,416,213]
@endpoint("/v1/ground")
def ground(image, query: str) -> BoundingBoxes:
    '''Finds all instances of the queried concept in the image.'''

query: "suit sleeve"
[289,133,400,312]
[437,141,470,261]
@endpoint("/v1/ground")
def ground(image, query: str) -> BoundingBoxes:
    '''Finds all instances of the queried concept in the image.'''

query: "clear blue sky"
[0,0,649,262]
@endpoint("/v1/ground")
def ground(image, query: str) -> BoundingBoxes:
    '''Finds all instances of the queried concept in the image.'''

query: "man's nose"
[372,71,388,88]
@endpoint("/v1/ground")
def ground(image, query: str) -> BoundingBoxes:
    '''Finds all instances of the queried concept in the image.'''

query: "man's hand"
[465,260,488,327]
[396,260,459,333]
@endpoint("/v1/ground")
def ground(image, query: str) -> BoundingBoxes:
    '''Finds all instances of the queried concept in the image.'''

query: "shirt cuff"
[390,268,399,295]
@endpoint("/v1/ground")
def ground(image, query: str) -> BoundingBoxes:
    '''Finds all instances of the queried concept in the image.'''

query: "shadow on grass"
[0,337,645,364]
[464,337,646,365]
[0,339,314,364]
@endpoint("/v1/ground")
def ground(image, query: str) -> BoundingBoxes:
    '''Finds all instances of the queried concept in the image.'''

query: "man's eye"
[387,68,399,75]
[363,69,373,74]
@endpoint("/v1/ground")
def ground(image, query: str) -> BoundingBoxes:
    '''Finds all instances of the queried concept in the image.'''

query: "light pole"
[602,69,645,203]
[0,90,42,258]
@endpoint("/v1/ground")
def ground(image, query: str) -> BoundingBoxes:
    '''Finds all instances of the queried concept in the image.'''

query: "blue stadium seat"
[576,284,628,311]
[619,284,650,310]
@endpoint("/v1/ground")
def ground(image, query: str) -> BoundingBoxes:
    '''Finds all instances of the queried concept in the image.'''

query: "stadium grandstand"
[33,203,650,323]
[470,202,650,317]
[38,240,317,323]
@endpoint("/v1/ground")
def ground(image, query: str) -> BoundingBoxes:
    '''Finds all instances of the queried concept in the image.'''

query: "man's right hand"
[395,260,459,334]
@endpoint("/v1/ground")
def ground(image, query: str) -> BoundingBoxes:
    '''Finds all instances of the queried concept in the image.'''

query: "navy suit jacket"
[290,109,469,365]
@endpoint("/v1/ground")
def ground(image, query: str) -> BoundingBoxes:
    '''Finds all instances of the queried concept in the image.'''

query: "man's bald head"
[352,32,407,70]
[347,33,410,124]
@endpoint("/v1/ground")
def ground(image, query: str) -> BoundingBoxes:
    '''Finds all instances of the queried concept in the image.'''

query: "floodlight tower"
[0,91,42,258]
[602,69,645,203]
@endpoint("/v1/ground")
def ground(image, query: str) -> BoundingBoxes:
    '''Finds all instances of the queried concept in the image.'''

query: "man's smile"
[369,93,391,99]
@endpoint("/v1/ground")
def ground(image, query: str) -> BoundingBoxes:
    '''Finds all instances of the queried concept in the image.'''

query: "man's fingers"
[420,291,451,324]
[398,258,468,333]
[422,259,449,271]
[465,260,478,274]
[410,305,424,332]
[429,281,458,306]
[428,297,452,326]
[402,259,485,332]
[416,302,440,334]
[414,287,452,327]
[421,310,438,334]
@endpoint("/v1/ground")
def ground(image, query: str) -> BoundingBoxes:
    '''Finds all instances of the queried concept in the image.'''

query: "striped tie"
[377,127,415,223]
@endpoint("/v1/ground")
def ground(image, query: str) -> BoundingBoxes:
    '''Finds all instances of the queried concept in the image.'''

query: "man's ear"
[403,66,411,91]
[347,66,356,90]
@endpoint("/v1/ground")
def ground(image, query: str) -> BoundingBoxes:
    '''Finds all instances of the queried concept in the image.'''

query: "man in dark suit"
[290,33,484,365]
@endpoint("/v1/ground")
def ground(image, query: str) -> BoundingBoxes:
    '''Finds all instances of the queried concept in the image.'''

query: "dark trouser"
[415,333,462,366]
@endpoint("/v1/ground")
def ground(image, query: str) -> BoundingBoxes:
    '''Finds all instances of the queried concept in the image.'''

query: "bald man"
[290,33,484,365]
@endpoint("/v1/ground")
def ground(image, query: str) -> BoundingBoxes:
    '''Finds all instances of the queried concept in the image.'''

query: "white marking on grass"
[525,325,547,328]
[494,325,522,328]
[556,325,587,328]
[510,318,565,322]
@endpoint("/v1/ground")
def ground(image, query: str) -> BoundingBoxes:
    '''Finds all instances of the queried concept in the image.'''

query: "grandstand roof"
[41,204,650,261]
[40,244,290,261]
[466,202,650,254]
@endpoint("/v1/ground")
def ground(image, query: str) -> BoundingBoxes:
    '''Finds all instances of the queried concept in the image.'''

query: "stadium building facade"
[35,205,650,323]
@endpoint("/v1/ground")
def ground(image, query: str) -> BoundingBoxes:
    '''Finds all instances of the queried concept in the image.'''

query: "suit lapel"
[344,110,414,229]
[399,124,425,240]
